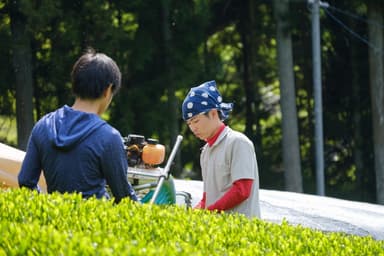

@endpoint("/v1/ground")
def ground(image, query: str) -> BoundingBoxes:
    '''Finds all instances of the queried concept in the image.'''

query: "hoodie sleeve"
[18,132,42,192]
[100,132,138,203]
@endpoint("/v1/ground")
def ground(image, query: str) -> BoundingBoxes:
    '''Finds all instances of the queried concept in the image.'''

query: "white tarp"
[0,142,46,190]
[174,179,384,240]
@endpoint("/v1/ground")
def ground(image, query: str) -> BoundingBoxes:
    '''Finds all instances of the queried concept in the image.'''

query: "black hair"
[204,109,224,120]
[71,48,121,99]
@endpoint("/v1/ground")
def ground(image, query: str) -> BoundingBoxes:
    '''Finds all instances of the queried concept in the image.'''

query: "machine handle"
[149,135,183,204]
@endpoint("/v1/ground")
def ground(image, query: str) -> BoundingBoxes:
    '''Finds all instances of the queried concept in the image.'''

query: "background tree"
[368,0,384,204]
[273,0,303,192]
[9,0,34,150]
[319,0,375,201]
[0,0,382,204]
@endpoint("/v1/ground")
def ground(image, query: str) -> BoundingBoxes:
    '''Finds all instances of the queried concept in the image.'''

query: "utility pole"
[309,0,328,196]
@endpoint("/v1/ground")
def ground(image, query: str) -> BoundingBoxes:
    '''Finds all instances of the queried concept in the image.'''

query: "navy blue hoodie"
[18,105,137,203]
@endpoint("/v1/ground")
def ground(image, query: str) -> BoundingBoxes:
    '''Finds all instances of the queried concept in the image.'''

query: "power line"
[327,5,384,29]
[324,8,381,53]
[317,4,384,55]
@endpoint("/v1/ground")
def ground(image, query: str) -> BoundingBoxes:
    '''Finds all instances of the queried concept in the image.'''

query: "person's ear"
[104,84,113,98]
[211,109,219,119]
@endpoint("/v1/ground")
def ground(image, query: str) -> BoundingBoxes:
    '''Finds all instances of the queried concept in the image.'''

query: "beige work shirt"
[200,126,261,218]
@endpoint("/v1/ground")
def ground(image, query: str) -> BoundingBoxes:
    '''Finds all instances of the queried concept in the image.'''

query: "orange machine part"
[142,142,165,166]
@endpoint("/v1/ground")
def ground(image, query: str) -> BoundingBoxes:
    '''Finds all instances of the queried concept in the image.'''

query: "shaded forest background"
[1,0,383,204]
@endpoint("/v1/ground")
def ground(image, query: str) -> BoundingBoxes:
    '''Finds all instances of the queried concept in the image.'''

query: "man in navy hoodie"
[18,48,137,203]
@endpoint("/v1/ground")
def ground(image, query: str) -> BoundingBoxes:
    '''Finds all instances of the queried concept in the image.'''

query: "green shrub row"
[0,188,383,255]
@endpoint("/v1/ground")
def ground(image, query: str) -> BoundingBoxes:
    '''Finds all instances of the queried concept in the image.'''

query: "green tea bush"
[0,188,383,255]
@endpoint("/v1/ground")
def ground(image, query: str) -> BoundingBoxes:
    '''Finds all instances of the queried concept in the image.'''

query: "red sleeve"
[194,192,206,209]
[207,179,253,211]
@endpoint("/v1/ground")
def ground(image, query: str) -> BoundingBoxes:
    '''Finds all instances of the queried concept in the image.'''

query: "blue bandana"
[182,80,233,121]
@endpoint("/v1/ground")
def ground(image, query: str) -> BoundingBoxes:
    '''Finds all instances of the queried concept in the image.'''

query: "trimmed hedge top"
[0,188,383,255]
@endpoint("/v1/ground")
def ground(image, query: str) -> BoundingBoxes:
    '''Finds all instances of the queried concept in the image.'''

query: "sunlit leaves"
[0,189,383,255]
[111,12,138,36]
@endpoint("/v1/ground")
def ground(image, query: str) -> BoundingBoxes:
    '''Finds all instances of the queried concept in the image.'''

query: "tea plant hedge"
[0,188,383,255]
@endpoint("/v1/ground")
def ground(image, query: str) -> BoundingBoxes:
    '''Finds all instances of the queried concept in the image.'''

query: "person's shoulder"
[226,127,250,140]
[225,127,254,147]
[96,123,123,140]
[32,108,61,132]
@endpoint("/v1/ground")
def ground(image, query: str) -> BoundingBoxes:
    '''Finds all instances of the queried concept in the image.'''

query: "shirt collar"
[206,123,226,147]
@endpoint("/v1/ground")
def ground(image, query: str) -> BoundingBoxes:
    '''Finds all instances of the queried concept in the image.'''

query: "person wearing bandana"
[182,80,260,218]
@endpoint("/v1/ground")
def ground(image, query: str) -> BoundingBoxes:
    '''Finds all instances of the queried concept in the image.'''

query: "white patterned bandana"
[182,80,233,121]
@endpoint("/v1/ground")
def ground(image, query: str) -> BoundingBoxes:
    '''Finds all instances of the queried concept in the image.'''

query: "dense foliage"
[0,189,383,255]
[0,0,382,203]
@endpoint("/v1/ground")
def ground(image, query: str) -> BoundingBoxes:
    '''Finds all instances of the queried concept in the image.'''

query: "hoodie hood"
[45,105,106,150]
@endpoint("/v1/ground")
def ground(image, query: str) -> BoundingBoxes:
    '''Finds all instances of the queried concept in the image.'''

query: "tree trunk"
[350,28,365,201]
[161,0,181,175]
[241,0,257,142]
[273,0,303,192]
[239,0,263,160]
[9,0,34,150]
[368,2,384,204]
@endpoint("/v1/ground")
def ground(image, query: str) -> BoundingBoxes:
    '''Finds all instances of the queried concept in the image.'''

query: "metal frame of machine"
[127,135,191,207]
